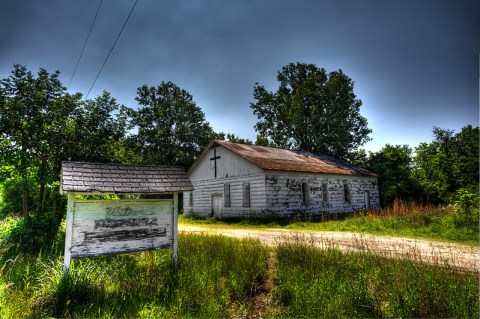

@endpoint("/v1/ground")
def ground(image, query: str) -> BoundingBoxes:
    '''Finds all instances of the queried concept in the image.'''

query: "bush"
[453,187,479,229]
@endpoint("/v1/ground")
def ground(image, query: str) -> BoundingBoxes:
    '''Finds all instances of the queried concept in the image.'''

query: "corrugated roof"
[61,162,194,194]
[213,140,377,177]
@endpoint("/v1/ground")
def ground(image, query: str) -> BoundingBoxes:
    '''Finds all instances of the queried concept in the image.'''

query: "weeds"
[274,237,479,318]
[0,220,269,318]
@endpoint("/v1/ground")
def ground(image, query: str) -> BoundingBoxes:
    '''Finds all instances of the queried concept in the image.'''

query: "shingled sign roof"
[61,162,193,194]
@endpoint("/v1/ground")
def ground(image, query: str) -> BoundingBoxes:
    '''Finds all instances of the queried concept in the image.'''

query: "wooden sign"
[63,194,178,271]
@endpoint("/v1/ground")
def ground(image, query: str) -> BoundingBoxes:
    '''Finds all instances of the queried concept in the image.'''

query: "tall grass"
[0,220,269,318]
[274,238,479,318]
[1,215,478,318]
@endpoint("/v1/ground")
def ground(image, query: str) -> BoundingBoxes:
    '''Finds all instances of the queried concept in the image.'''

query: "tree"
[69,91,132,164]
[410,125,479,204]
[250,62,371,159]
[132,81,216,168]
[450,125,479,190]
[0,65,135,220]
[366,144,415,206]
[0,65,69,220]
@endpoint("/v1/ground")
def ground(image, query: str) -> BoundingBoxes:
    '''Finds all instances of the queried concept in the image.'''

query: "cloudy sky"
[1,0,478,152]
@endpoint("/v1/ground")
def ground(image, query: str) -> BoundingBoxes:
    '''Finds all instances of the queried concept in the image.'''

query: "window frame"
[301,182,311,206]
[224,183,231,207]
[322,182,329,202]
[243,182,250,207]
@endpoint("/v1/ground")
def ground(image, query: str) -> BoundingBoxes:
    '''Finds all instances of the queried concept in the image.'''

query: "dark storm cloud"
[1,0,478,149]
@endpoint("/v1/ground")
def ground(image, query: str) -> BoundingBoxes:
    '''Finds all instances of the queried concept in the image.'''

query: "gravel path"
[179,225,480,271]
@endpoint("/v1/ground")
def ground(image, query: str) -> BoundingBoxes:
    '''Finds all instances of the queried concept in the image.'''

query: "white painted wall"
[189,145,263,181]
[184,174,266,218]
[185,145,266,218]
[265,171,380,216]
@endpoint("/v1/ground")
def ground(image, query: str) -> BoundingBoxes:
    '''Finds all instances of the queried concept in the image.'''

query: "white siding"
[265,171,379,216]
[189,145,263,181]
[184,174,266,218]
[185,145,266,218]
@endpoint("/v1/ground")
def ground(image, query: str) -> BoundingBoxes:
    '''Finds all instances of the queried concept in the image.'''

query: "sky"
[1,0,478,152]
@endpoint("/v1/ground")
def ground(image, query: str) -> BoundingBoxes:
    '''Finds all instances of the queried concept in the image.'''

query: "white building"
[184,140,379,219]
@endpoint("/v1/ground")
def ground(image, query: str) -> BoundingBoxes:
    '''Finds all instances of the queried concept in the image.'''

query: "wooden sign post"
[61,162,192,272]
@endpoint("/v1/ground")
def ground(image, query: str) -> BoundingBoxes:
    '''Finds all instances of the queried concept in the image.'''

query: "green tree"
[450,125,479,190]
[0,65,70,220]
[0,65,135,219]
[132,81,216,167]
[69,91,132,163]
[410,125,479,204]
[366,144,415,206]
[250,62,371,159]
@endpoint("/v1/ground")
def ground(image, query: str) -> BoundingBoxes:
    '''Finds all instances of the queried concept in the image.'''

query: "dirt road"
[179,225,480,271]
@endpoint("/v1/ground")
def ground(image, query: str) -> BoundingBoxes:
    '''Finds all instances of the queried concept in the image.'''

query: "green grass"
[274,239,479,318]
[1,215,478,318]
[180,204,479,245]
[0,220,269,318]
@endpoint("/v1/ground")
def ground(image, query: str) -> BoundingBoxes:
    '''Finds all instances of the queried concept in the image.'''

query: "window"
[301,182,310,206]
[344,182,351,204]
[224,183,231,207]
[243,182,250,207]
[189,192,193,207]
[322,182,328,202]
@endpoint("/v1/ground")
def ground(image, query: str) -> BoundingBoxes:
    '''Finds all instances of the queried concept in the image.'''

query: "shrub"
[453,187,479,228]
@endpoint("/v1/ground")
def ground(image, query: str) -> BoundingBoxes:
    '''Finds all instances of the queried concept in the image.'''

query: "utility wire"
[85,0,140,99]
[68,0,103,90]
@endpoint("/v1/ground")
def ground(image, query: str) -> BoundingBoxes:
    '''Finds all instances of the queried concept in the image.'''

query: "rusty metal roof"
[61,162,194,194]
[214,140,377,177]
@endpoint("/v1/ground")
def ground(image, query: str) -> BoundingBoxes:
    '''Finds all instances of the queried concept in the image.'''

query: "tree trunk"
[22,188,30,221]
[52,195,58,219]
[38,158,47,212]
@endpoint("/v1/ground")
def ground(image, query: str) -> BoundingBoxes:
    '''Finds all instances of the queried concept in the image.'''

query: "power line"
[68,0,103,90]
[85,0,140,100]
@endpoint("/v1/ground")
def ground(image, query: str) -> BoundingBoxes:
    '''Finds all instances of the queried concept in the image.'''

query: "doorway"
[211,194,223,219]
[364,191,370,210]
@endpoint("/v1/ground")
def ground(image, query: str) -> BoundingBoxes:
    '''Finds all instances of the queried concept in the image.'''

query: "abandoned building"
[184,140,379,219]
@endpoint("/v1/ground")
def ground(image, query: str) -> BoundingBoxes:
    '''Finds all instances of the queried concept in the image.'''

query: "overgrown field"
[181,200,479,245]
[1,216,478,318]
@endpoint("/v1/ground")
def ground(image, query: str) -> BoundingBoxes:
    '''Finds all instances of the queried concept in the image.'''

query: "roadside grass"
[1,215,478,318]
[274,238,479,318]
[180,201,479,245]
[0,216,269,318]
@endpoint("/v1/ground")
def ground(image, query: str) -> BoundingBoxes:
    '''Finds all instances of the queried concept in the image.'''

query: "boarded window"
[344,182,351,204]
[224,183,231,207]
[302,182,311,206]
[243,182,250,207]
[189,192,193,207]
[322,182,329,202]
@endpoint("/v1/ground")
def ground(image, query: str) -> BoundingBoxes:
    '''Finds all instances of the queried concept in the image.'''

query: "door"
[211,194,223,219]
[364,191,370,210]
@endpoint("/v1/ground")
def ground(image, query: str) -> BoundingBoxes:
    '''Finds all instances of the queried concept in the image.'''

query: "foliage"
[0,65,136,219]
[364,126,479,207]
[411,125,479,204]
[365,144,416,206]
[275,240,478,318]
[452,187,479,229]
[132,81,217,168]
[250,62,371,159]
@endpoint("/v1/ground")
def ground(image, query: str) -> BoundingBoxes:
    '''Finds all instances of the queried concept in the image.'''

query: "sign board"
[63,194,178,271]
[70,199,173,257]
